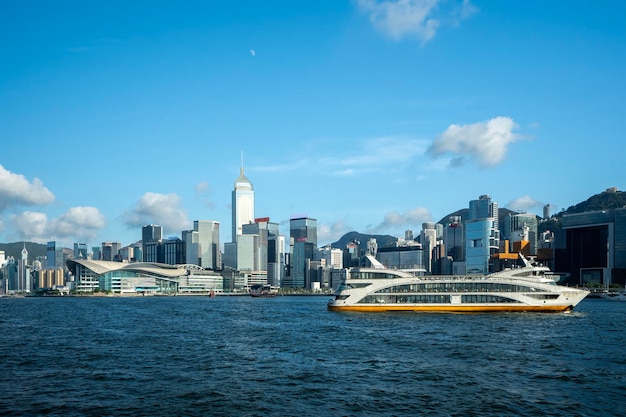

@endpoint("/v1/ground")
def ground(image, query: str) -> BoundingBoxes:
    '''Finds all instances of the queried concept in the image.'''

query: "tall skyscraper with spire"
[231,154,254,242]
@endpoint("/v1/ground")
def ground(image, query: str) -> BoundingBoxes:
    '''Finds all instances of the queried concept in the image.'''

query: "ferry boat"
[328,254,588,313]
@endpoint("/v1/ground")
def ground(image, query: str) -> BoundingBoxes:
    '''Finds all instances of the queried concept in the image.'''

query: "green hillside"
[0,242,47,261]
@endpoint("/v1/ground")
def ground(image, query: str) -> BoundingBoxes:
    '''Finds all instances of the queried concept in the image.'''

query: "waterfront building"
[142,225,163,262]
[179,268,224,294]
[234,234,260,271]
[286,217,317,288]
[163,237,185,265]
[37,269,64,289]
[466,195,500,274]
[67,259,187,294]
[19,244,30,292]
[47,241,56,268]
[183,230,200,266]
[193,220,221,270]
[420,222,437,273]
[555,207,626,287]
[232,162,254,242]
[144,241,164,263]
[465,218,499,274]
[268,234,286,288]
[443,215,465,264]
[377,245,424,271]
[3,257,17,293]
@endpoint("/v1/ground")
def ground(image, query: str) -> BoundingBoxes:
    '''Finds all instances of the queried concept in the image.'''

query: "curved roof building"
[67,259,189,294]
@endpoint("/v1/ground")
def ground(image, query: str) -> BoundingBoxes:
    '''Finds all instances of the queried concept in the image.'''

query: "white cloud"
[318,220,352,245]
[358,0,440,42]
[367,207,432,234]
[49,207,105,239]
[10,206,105,243]
[0,164,55,210]
[358,0,476,43]
[428,116,521,167]
[122,192,191,235]
[508,196,543,213]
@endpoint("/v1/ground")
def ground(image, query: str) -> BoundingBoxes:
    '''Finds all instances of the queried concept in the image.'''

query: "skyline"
[1,0,624,248]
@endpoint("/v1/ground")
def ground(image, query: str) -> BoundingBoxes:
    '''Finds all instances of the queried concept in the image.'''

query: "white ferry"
[328,255,588,313]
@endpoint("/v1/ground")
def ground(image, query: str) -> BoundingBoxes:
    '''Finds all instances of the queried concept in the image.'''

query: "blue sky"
[1,0,624,249]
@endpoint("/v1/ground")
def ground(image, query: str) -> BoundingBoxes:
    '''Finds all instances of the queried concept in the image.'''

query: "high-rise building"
[163,238,185,265]
[102,242,121,262]
[503,213,538,255]
[232,162,254,242]
[194,220,220,270]
[469,195,498,224]
[444,216,465,262]
[465,218,499,274]
[47,241,56,268]
[74,243,88,259]
[420,222,437,273]
[287,217,317,288]
[142,225,163,261]
[183,230,200,266]
[466,195,500,274]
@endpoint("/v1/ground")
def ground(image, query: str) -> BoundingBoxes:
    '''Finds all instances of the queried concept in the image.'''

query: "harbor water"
[0,296,624,416]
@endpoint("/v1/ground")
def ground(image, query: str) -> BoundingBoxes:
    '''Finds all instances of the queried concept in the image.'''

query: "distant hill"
[437,207,518,226]
[560,187,626,215]
[0,242,47,261]
[537,187,626,233]
[330,231,398,249]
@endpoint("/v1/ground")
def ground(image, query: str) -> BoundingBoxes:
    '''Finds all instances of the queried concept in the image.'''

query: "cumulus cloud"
[0,164,55,210]
[367,207,432,234]
[10,207,105,243]
[358,0,440,42]
[358,0,476,43]
[122,192,191,234]
[428,116,521,167]
[508,196,543,213]
[318,220,351,245]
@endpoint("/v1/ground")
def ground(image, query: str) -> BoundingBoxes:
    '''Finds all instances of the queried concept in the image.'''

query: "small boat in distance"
[250,284,278,298]
[328,254,589,313]
[601,291,626,301]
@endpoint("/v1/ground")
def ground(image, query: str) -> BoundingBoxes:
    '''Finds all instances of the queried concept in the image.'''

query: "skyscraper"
[287,217,317,288]
[466,195,500,274]
[194,220,221,270]
[231,161,254,242]
[142,224,163,261]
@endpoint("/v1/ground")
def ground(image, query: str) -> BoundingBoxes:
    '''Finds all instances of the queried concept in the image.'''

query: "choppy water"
[0,296,624,416]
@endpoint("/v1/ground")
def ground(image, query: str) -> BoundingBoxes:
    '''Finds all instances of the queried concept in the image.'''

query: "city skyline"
[1,1,624,248]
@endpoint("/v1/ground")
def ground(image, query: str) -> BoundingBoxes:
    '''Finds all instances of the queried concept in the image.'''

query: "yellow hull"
[327,304,573,313]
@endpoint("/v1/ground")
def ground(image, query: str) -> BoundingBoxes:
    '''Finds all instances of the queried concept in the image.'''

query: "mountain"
[560,187,626,215]
[0,242,48,261]
[330,231,398,249]
[537,187,626,233]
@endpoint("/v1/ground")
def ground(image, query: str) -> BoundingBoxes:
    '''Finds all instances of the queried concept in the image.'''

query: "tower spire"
[240,150,244,175]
